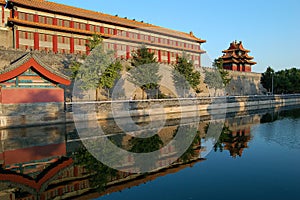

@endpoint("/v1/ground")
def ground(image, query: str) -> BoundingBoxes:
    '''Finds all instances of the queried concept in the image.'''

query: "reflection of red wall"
[2,143,66,166]
[0,88,64,104]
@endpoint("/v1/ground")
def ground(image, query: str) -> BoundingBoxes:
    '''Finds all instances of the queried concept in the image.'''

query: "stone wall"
[1,95,300,128]
[0,28,12,49]
[69,94,300,122]
[0,102,65,128]
[199,67,265,96]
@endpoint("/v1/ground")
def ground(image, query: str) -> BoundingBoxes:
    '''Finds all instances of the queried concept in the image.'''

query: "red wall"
[2,143,66,166]
[0,88,64,104]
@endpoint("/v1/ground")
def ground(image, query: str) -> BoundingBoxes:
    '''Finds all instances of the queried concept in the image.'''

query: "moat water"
[0,106,300,200]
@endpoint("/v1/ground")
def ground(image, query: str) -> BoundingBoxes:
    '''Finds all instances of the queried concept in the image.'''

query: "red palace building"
[0,0,206,67]
[220,41,256,72]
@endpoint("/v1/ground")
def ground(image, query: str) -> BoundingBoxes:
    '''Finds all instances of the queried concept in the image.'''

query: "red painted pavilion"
[0,52,71,104]
[220,41,256,72]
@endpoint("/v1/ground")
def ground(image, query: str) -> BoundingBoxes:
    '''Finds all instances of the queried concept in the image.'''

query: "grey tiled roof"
[0,48,77,80]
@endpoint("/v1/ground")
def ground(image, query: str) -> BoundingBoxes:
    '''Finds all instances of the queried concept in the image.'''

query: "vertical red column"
[2,6,5,24]
[167,51,171,64]
[15,29,19,49]
[14,9,18,19]
[34,14,38,22]
[53,18,57,25]
[137,33,141,40]
[114,43,118,57]
[53,35,58,53]
[158,50,162,62]
[70,37,74,53]
[34,32,39,50]
[126,45,130,59]
[70,21,74,28]
[86,24,90,31]
[100,26,104,34]
[198,55,201,67]
[114,29,117,35]
[86,39,90,55]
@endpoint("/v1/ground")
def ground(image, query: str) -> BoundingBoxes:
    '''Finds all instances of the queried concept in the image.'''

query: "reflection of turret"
[223,128,251,158]
[214,115,254,158]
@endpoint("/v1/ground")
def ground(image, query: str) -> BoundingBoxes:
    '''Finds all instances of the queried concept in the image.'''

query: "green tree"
[70,34,103,79]
[99,60,123,98]
[204,58,231,96]
[73,34,123,100]
[86,33,103,52]
[261,66,275,93]
[127,45,162,99]
[213,58,231,87]
[173,55,201,97]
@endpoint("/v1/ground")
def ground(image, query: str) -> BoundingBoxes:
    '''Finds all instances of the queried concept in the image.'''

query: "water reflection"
[0,106,300,199]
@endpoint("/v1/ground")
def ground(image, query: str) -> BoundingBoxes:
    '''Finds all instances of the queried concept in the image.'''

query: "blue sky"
[51,0,300,73]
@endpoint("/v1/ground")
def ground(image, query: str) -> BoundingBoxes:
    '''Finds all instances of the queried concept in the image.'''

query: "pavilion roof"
[0,50,71,85]
[223,41,250,53]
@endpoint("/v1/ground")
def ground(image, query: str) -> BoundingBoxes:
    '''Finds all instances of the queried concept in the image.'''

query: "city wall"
[1,95,300,129]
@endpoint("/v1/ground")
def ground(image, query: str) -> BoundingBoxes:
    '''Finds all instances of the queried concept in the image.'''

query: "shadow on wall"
[226,75,266,96]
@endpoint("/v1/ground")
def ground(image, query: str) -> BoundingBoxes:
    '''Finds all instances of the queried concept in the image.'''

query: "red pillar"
[114,29,117,35]
[34,32,39,50]
[53,35,58,53]
[15,29,19,49]
[114,43,118,57]
[167,52,171,64]
[100,26,104,34]
[86,24,90,31]
[86,39,90,55]
[53,18,57,25]
[158,50,162,62]
[33,14,38,22]
[70,37,74,53]
[2,6,5,24]
[126,45,130,59]
[70,21,74,28]
[14,9,18,18]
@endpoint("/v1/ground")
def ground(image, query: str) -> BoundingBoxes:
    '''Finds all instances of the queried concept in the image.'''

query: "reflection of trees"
[260,108,300,150]
[129,132,163,172]
[72,147,118,192]
[174,125,201,163]
[260,112,278,123]
[213,126,231,152]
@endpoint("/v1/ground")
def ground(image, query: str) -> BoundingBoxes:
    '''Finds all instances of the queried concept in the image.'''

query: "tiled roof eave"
[0,52,71,83]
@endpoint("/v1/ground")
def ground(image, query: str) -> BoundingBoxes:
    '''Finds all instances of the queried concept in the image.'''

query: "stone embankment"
[1,94,300,129]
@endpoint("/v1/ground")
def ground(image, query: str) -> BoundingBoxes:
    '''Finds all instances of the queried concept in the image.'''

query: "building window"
[46,17,53,25]
[74,22,79,29]
[80,23,85,30]
[64,20,70,27]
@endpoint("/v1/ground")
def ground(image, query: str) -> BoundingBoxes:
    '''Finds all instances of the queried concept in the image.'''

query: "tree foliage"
[86,33,103,51]
[261,66,275,93]
[213,58,231,87]
[173,55,201,97]
[127,45,162,99]
[261,66,300,94]
[204,58,231,96]
[71,34,122,100]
